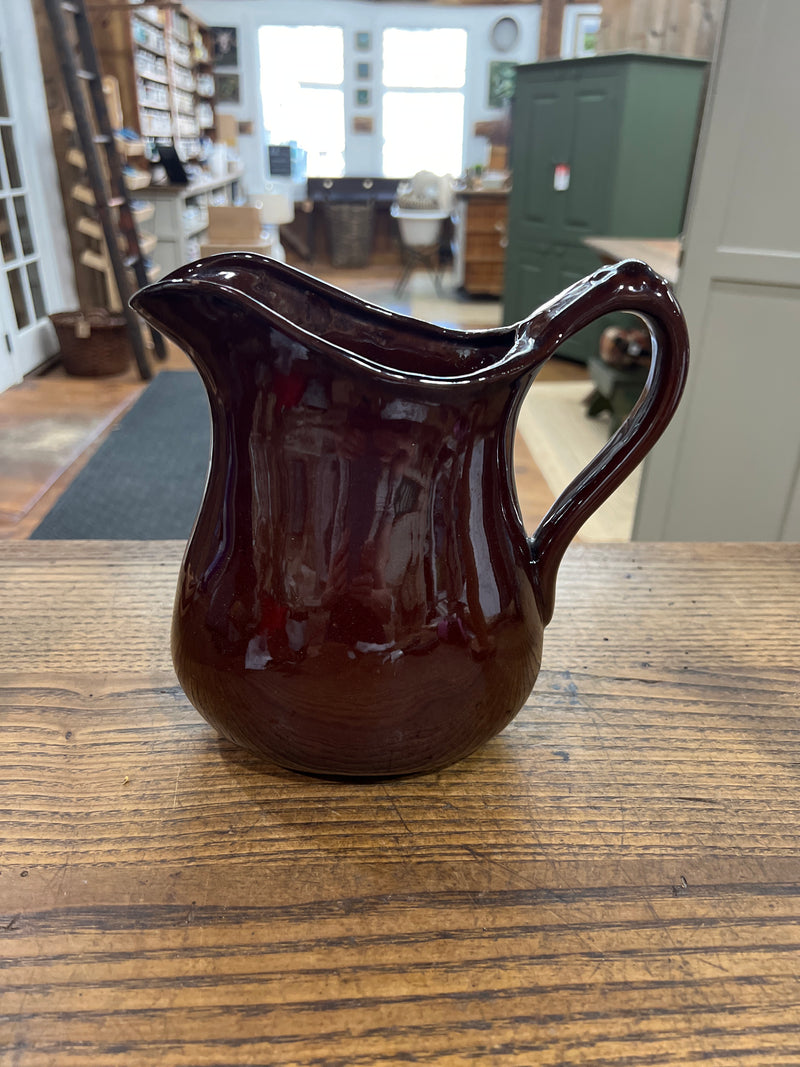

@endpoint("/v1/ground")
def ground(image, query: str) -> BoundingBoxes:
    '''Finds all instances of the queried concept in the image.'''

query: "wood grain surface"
[582,237,682,285]
[1,541,799,1065]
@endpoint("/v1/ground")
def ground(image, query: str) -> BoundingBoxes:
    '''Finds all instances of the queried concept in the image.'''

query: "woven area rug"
[31,371,209,540]
[517,380,640,542]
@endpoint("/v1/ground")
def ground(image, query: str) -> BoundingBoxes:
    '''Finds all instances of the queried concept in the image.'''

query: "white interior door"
[633,0,800,541]
[0,14,61,391]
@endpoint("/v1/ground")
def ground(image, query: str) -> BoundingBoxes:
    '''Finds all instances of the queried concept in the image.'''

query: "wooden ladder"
[42,0,166,380]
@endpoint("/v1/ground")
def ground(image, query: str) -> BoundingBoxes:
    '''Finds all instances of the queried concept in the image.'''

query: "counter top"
[2,540,799,1064]
[583,236,682,283]
[144,165,244,198]
[455,185,510,198]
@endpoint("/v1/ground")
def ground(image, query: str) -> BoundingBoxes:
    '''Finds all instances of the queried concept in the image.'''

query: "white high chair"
[391,172,453,296]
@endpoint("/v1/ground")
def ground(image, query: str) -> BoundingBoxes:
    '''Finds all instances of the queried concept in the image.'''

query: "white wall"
[187,0,539,194]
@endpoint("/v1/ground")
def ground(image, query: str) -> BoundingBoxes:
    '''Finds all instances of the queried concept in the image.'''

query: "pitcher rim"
[131,252,539,390]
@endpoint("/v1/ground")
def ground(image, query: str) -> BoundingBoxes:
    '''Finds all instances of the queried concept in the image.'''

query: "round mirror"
[490,16,520,53]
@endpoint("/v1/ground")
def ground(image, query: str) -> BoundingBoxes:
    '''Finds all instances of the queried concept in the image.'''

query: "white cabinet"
[138,168,243,274]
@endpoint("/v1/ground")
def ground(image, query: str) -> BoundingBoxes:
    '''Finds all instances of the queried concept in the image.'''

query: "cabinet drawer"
[465,230,506,262]
[465,198,508,233]
[464,260,504,295]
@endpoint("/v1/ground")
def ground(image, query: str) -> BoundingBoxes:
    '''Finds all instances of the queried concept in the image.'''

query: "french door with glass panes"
[0,33,59,391]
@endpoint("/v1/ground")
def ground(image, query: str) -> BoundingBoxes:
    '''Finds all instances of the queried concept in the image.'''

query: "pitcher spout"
[130,273,249,383]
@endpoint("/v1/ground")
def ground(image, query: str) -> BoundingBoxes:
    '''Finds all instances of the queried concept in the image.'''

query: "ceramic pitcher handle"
[526,259,689,624]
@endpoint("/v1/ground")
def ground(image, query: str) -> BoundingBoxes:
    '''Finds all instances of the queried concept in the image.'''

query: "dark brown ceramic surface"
[131,254,689,777]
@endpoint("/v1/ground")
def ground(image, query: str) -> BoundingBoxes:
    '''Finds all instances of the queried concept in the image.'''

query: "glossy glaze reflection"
[131,253,689,777]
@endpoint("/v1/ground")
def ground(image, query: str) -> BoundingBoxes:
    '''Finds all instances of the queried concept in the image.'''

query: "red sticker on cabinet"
[554,164,570,191]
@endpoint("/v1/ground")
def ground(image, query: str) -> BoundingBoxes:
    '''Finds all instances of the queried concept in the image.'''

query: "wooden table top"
[583,237,682,284]
[2,540,800,1065]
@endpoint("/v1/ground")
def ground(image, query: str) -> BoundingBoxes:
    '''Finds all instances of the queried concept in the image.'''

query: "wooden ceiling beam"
[538,0,567,59]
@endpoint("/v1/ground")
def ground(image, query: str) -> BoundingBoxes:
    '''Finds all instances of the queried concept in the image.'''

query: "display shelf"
[123,170,151,192]
[138,167,243,273]
[132,203,155,224]
[132,38,167,58]
[139,70,170,85]
[184,217,209,239]
[116,140,145,157]
[90,3,216,154]
[139,232,158,256]
[133,6,165,31]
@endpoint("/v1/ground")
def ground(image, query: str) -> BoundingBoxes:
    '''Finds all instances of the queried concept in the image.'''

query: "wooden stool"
[585,357,649,436]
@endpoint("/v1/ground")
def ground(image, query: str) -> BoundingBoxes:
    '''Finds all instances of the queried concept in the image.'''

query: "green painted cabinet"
[503,54,706,360]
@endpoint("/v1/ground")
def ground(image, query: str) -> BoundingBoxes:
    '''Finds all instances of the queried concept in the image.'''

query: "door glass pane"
[0,44,51,375]
[1,126,21,187]
[7,266,29,328]
[13,196,33,255]
[27,261,46,319]
[0,198,14,260]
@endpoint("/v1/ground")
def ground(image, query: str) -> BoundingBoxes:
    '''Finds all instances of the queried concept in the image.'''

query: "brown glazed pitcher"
[131,254,688,778]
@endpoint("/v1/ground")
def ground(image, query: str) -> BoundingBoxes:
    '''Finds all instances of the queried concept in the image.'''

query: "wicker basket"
[323,201,375,268]
[50,310,132,377]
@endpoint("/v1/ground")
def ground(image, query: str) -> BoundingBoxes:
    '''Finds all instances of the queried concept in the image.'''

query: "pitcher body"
[132,253,689,777]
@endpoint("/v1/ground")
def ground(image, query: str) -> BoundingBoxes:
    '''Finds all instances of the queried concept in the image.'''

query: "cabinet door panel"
[560,74,620,239]
[551,243,599,293]
[503,245,553,325]
[510,78,571,245]
[506,242,633,362]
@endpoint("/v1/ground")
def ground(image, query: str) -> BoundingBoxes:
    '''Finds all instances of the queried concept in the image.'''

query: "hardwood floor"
[0,265,587,540]
[0,344,191,540]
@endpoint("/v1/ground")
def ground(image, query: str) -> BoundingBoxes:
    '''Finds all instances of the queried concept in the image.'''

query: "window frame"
[254,5,540,182]
[258,11,477,178]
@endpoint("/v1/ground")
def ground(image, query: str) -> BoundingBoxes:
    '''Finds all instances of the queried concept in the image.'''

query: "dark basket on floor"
[50,310,132,377]
[323,200,375,269]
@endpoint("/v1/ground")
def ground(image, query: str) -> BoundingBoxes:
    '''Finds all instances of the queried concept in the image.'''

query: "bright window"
[259,26,345,177]
[382,28,467,89]
[381,28,467,178]
[382,92,465,178]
